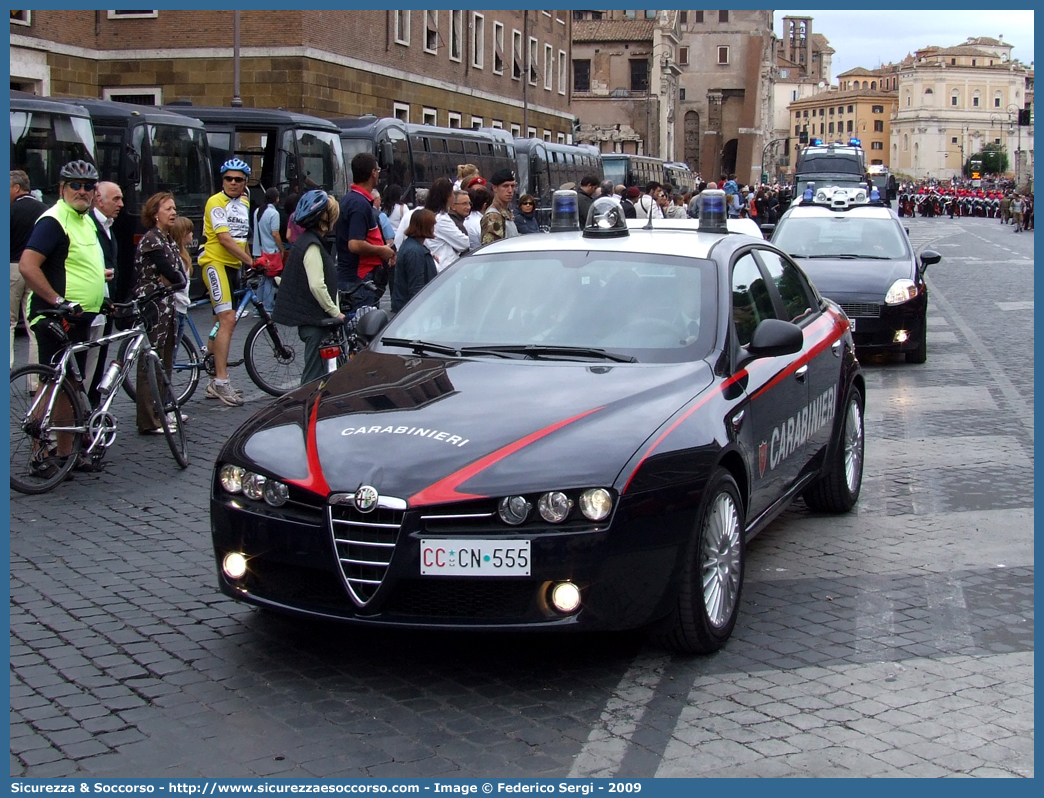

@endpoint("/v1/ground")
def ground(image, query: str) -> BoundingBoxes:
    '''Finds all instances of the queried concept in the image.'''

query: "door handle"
[795,365,808,383]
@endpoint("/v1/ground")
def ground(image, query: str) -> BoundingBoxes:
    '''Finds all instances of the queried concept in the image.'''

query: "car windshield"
[775,215,910,260]
[379,249,718,363]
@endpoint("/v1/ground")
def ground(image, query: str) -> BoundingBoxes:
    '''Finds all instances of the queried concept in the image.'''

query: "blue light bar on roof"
[848,138,862,147]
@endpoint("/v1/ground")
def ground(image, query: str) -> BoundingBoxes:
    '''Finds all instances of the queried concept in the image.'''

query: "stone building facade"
[10,10,575,139]
[890,38,1033,183]
[571,9,774,186]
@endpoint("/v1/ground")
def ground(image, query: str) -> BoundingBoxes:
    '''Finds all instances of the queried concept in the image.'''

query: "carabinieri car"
[211,194,865,654]
[771,183,941,363]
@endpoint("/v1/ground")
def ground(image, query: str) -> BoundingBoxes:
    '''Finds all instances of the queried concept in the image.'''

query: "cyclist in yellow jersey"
[199,158,255,406]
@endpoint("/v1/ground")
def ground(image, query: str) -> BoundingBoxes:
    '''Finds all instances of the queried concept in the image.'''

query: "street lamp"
[1006,104,1022,186]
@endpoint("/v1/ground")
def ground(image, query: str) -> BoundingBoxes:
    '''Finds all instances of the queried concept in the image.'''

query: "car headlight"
[263,479,290,507]
[242,472,267,501]
[579,488,613,521]
[498,496,531,526]
[219,465,245,494]
[538,491,574,523]
[885,279,919,305]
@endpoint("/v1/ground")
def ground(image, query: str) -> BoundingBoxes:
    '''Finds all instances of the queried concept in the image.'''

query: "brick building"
[10,10,575,139]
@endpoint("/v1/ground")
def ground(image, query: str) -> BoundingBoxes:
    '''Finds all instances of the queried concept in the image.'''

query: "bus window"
[448,138,465,155]
[465,141,480,156]
[284,128,346,198]
[233,130,271,197]
[206,131,232,167]
[149,123,210,214]
[11,110,96,203]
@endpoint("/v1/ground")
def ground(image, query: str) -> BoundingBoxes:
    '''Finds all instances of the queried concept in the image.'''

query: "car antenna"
[643,193,655,230]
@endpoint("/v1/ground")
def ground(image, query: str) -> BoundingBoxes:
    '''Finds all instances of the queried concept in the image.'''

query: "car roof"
[476,227,766,261]
[625,217,764,238]
[782,203,897,220]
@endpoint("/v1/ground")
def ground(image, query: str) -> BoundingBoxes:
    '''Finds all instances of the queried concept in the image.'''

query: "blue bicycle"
[120,268,304,403]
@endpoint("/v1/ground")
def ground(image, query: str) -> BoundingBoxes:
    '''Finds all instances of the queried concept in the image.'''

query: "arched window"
[871,81,877,90]
[924,88,934,94]
[903,133,909,152]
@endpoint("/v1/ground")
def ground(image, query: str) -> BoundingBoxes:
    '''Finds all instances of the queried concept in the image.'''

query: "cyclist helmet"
[59,160,100,181]
[220,157,251,176]
[292,189,331,229]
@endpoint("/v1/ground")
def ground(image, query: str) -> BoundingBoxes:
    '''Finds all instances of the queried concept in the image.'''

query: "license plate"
[849,318,856,332]
[420,539,531,576]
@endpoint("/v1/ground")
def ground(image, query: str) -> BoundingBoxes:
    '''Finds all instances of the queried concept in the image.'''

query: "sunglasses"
[67,181,97,192]
[520,201,534,206]
[223,176,246,183]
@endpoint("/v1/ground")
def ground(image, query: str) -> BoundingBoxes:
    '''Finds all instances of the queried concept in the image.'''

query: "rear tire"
[244,319,304,396]
[803,386,864,512]
[146,353,189,469]
[652,469,745,655]
[10,365,85,494]
[121,334,202,405]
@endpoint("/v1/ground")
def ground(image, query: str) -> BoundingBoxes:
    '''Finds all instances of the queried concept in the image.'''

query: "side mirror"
[124,145,141,185]
[919,249,941,276]
[380,142,394,170]
[759,222,775,239]
[356,308,389,344]
[746,318,803,359]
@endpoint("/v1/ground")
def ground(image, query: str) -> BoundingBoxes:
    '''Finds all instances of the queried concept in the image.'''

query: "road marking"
[568,653,671,777]
[864,434,1031,471]
[996,301,1034,311]
[924,572,976,651]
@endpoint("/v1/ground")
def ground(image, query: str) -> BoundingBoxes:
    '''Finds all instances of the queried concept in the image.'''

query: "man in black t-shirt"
[10,169,46,368]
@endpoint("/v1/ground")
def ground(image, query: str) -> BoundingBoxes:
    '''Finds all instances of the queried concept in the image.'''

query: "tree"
[964,144,1008,176]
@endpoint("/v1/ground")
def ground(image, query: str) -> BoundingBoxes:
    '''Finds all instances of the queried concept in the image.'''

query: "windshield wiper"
[459,344,637,363]
[804,253,891,260]
[379,337,461,357]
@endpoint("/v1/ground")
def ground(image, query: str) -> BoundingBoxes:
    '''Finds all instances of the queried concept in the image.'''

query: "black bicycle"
[10,288,188,494]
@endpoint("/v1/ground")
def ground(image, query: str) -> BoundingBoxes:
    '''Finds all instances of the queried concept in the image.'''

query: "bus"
[508,136,603,209]
[334,116,515,205]
[163,104,347,209]
[63,97,213,303]
[10,92,97,207]
[601,153,667,192]
[664,161,696,195]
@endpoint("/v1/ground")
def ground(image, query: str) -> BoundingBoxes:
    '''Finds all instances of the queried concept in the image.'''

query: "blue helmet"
[292,189,331,229]
[220,157,251,176]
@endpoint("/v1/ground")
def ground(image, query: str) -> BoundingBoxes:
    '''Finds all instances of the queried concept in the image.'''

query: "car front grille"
[382,579,538,619]
[839,302,882,318]
[328,503,404,606]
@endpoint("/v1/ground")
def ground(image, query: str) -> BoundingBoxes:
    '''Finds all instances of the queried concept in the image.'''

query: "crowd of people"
[893,178,1034,230]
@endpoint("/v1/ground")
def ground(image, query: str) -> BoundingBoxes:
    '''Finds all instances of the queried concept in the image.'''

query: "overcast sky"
[773,10,1035,82]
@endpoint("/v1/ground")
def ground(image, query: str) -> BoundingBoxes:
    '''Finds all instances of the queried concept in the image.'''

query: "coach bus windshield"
[602,159,625,187]
[10,110,96,205]
[149,123,211,214]
[281,128,346,198]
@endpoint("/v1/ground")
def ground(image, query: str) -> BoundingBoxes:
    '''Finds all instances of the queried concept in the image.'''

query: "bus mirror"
[380,142,394,169]
[124,146,140,185]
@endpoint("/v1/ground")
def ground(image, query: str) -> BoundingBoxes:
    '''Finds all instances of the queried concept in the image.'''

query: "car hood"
[794,257,916,299]
[232,350,715,504]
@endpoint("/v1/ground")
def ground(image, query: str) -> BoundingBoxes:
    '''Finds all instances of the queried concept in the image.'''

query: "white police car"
[211,191,864,654]
[771,183,941,363]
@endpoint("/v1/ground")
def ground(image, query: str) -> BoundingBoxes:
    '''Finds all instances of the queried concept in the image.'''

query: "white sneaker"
[205,381,244,407]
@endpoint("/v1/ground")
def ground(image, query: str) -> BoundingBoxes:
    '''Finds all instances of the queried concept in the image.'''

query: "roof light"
[870,186,881,202]
[810,138,823,146]
[802,182,816,203]
[699,189,728,233]
[583,196,629,238]
[848,138,862,147]
[550,189,580,232]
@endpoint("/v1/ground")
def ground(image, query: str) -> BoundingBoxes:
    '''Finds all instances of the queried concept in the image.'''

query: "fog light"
[222,552,248,580]
[550,582,581,613]
[538,491,573,523]
[579,488,613,521]
[242,472,267,501]
[264,479,289,507]
[219,464,245,494]
[498,495,531,526]
[894,330,910,343]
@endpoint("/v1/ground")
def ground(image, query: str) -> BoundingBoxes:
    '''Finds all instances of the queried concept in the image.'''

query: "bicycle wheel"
[146,353,189,469]
[10,365,85,494]
[243,319,304,396]
[120,334,202,406]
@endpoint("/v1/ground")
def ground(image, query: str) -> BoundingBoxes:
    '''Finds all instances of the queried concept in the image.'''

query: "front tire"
[653,469,745,655]
[803,386,864,512]
[10,365,85,494]
[244,319,304,396]
[121,334,202,405]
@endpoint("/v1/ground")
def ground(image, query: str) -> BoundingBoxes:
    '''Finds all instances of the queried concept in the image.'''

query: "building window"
[493,23,504,74]
[543,130,552,142]
[719,11,729,23]
[425,11,438,54]
[871,141,883,150]
[527,127,537,139]
[510,123,521,136]
[10,10,30,25]
[872,105,884,113]
[558,50,567,95]
[972,95,980,107]
[678,47,689,66]
[680,88,686,101]
[107,10,158,19]
[447,111,462,129]
[802,110,808,118]
[544,43,554,90]
[951,136,958,145]
[994,138,1001,145]
[512,29,523,80]
[846,120,853,133]
[924,88,933,94]
[393,102,410,123]
[874,120,884,132]
[573,59,591,92]
[819,108,825,117]
[528,37,539,85]
[630,59,649,92]
[422,107,437,126]
[103,86,162,105]
[994,94,1002,108]
[829,107,834,116]
[695,10,704,23]
[394,11,410,46]
[828,122,835,135]
[471,13,484,68]
[491,120,503,130]
[951,93,959,107]
[717,46,729,65]
[471,116,483,130]
[557,132,566,144]
[679,11,687,24]
[449,10,463,62]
